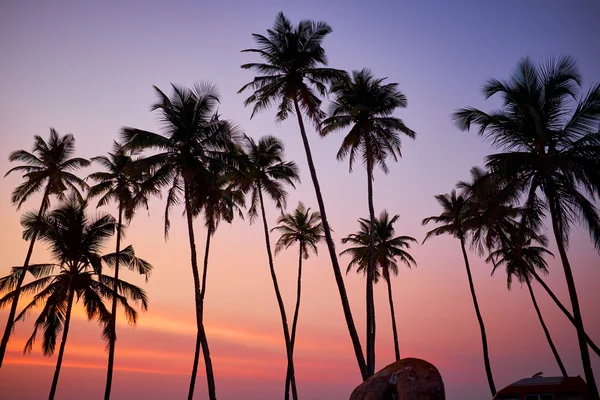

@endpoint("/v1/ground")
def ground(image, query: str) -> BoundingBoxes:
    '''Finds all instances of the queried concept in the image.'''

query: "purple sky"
[1,1,599,399]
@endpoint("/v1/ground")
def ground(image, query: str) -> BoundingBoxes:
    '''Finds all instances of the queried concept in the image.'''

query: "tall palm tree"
[341,211,417,362]
[422,190,496,396]
[454,56,600,398]
[0,197,149,400]
[486,223,567,376]
[240,135,300,400]
[321,69,416,373]
[0,128,89,367]
[87,141,155,400]
[122,83,240,400]
[239,12,369,380]
[272,202,324,395]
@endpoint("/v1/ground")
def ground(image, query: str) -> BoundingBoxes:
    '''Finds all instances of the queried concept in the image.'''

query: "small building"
[493,376,590,400]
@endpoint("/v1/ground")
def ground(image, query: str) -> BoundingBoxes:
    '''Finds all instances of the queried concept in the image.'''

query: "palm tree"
[486,223,567,376]
[0,197,149,400]
[122,83,240,400]
[87,141,155,400]
[0,128,89,367]
[454,56,600,398]
[321,69,416,372]
[240,135,300,400]
[272,202,324,395]
[239,12,368,380]
[422,190,496,396]
[341,211,417,362]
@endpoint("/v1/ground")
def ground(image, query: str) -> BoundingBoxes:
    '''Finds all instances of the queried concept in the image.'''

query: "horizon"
[1,1,600,399]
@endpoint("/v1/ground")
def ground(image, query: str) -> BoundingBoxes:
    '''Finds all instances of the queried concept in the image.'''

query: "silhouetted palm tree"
[122,83,240,400]
[487,223,567,376]
[272,202,324,394]
[341,211,417,362]
[454,56,600,397]
[88,141,155,400]
[240,135,300,400]
[422,190,496,396]
[0,129,89,367]
[0,198,149,400]
[239,12,369,379]
[322,69,415,372]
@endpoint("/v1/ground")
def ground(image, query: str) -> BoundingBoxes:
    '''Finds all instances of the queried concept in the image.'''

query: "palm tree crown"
[272,202,324,258]
[239,12,347,124]
[240,135,300,219]
[422,190,476,242]
[321,68,416,173]
[454,56,600,249]
[88,141,154,220]
[190,165,246,233]
[6,128,90,210]
[341,211,417,280]
[487,222,553,289]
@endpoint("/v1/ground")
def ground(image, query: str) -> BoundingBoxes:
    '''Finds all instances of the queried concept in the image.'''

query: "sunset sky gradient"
[1,1,599,399]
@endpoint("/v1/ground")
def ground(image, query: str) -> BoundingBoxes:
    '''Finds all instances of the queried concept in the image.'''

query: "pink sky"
[1,1,599,399]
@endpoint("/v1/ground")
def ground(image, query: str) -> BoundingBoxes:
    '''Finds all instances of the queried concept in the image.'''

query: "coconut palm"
[486,222,567,376]
[239,12,369,379]
[321,69,415,372]
[422,190,496,396]
[454,56,600,397]
[0,197,149,400]
[0,128,90,367]
[341,211,417,362]
[272,202,324,394]
[122,83,240,400]
[239,135,300,400]
[87,141,155,400]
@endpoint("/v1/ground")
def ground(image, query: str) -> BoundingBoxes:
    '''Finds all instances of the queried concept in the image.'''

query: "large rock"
[349,358,445,400]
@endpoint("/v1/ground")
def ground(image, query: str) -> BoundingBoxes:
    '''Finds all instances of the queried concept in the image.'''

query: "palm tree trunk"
[285,247,304,396]
[529,268,600,356]
[365,151,376,375]
[104,203,123,400]
[0,188,50,367]
[525,277,567,376]
[385,275,400,361]
[459,237,496,396]
[48,287,75,400]
[185,185,216,400]
[257,184,298,400]
[292,98,368,380]
[548,199,599,399]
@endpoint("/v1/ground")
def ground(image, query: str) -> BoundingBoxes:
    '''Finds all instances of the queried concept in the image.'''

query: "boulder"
[349,358,445,400]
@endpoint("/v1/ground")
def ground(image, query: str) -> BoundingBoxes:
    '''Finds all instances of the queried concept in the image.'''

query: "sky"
[0,0,599,399]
